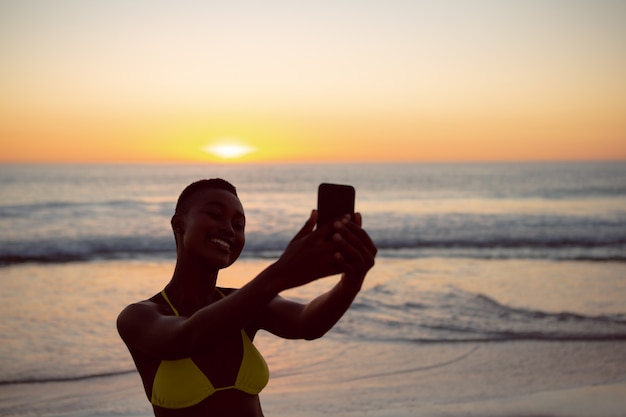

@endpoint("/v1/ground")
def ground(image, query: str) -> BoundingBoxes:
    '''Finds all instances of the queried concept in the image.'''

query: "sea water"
[1,162,625,414]
[2,162,625,265]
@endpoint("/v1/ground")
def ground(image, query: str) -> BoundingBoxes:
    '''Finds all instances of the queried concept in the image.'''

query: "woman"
[117,178,377,416]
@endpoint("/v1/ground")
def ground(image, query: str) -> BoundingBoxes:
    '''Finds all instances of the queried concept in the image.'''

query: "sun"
[202,138,257,160]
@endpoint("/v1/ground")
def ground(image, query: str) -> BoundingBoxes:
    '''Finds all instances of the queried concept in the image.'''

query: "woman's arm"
[259,214,378,340]
[258,277,361,340]
[117,261,290,359]
[117,212,349,359]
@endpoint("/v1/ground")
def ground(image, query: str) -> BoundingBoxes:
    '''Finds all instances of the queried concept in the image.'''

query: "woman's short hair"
[175,178,237,215]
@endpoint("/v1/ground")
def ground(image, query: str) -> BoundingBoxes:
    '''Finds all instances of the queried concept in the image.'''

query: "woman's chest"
[190,330,245,387]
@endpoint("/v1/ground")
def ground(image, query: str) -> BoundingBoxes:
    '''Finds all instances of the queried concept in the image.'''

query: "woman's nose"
[219,221,235,237]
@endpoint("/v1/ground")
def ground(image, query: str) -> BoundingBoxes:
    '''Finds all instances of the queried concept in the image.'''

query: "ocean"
[1,162,625,417]
[2,162,626,265]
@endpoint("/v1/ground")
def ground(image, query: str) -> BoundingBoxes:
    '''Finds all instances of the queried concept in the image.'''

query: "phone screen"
[317,183,355,227]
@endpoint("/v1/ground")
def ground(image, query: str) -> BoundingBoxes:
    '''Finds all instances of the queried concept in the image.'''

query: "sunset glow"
[202,140,258,160]
[1,1,625,163]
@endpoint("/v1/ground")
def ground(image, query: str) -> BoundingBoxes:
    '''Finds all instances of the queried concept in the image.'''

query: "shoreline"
[260,339,626,417]
[1,340,625,417]
[2,257,625,416]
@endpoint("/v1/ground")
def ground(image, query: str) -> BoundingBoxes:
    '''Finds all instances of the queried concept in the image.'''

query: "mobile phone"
[317,183,355,227]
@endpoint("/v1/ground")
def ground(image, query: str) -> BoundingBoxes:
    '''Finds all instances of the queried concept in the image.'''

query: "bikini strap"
[160,290,180,316]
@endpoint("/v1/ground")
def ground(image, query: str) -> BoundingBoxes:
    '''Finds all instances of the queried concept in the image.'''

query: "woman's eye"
[204,210,222,219]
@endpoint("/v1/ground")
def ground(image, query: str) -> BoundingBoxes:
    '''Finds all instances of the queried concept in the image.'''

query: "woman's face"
[177,188,246,269]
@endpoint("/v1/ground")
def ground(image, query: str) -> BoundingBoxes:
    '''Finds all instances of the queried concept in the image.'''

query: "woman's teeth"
[210,238,230,250]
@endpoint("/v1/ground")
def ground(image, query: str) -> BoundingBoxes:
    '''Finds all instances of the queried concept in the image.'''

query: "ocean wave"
[368,334,626,344]
[0,198,169,216]
[1,233,625,266]
[0,369,136,386]
[337,285,626,344]
[0,236,175,266]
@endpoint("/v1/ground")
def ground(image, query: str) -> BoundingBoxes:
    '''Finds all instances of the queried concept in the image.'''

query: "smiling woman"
[202,139,258,160]
[115,178,377,416]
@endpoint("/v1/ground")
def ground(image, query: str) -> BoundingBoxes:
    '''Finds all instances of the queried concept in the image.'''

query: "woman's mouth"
[210,237,231,251]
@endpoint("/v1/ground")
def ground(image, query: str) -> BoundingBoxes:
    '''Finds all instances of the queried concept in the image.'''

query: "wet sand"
[2,339,625,417]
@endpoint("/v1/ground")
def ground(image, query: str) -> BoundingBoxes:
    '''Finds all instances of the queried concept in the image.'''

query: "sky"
[1,0,625,163]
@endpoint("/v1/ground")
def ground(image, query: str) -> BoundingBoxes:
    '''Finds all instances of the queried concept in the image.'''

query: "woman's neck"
[166,260,220,315]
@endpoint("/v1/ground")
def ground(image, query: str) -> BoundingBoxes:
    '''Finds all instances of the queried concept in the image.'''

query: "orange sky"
[1,1,625,163]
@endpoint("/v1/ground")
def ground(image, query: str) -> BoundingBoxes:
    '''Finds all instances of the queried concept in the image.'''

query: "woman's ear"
[171,214,185,235]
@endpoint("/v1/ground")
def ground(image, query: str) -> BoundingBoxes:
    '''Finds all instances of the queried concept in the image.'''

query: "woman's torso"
[128,289,267,417]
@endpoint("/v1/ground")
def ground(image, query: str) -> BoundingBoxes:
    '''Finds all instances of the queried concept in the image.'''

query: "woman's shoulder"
[118,293,172,323]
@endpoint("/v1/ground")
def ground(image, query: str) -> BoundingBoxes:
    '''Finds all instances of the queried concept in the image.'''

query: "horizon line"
[1,158,625,166]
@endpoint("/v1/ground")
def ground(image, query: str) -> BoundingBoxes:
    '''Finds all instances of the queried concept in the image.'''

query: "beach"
[1,257,625,417]
[1,162,625,416]
[264,340,626,417]
[3,0,626,411]
[3,341,626,417]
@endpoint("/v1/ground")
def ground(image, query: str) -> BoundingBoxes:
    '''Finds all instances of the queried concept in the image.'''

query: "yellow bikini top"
[151,289,269,409]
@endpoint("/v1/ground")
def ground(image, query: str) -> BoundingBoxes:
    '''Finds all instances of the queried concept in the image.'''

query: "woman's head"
[175,178,238,215]
[172,179,245,269]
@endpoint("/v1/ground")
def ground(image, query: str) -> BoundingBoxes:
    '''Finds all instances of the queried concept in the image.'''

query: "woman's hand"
[273,211,377,292]
[257,212,377,340]
[332,213,377,291]
[273,210,344,290]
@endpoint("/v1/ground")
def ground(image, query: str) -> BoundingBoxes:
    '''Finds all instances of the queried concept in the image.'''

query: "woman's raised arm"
[117,212,346,359]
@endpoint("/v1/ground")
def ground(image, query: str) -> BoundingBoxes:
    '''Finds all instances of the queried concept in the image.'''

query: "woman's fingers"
[280,211,376,288]
[331,216,377,274]
[334,215,377,257]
